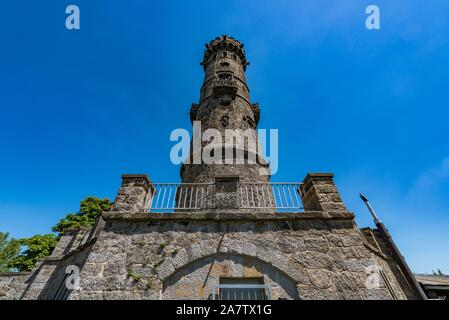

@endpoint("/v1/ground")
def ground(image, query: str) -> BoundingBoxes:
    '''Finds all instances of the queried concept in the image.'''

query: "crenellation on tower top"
[201,35,249,71]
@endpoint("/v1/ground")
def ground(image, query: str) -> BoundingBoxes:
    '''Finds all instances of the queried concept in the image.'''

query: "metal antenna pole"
[359,193,428,300]
[359,193,381,224]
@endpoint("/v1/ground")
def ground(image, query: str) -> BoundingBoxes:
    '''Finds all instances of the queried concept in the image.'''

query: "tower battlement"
[201,35,249,70]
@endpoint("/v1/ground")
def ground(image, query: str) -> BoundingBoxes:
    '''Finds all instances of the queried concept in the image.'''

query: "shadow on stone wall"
[162,253,298,300]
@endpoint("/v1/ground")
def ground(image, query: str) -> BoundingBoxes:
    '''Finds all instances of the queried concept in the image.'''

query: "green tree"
[8,234,58,272]
[6,196,112,272]
[0,232,21,272]
[52,196,112,235]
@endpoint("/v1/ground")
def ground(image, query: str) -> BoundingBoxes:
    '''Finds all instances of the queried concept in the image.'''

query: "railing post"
[111,174,154,213]
[299,173,347,212]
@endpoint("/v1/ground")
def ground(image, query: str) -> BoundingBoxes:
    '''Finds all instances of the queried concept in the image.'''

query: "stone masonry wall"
[67,216,407,300]
[0,273,30,300]
[18,228,98,300]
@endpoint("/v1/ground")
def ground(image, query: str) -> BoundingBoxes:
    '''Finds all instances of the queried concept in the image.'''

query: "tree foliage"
[8,234,58,272]
[6,196,112,272]
[433,269,445,276]
[0,232,21,272]
[52,196,112,234]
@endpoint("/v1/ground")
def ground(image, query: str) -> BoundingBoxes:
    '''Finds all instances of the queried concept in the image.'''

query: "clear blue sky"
[0,1,448,274]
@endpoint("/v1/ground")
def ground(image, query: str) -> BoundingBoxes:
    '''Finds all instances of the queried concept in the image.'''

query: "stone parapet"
[111,174,154,213]
[300,173,347,212]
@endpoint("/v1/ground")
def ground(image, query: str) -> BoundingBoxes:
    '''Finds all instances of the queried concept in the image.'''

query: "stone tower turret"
[181,35,270,185]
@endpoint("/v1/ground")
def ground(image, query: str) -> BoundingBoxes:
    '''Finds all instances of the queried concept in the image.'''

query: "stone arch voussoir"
[161,252,299,300]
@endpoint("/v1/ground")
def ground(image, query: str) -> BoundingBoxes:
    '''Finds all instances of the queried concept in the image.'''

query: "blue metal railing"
[147,182,303,212]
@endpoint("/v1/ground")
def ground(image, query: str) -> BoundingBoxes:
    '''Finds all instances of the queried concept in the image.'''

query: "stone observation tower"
[181,35,272,211]
[182,35,269,183]
[0,36,424,300]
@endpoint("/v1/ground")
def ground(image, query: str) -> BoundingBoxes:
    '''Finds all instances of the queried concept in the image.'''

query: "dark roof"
[415,275,449,286]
